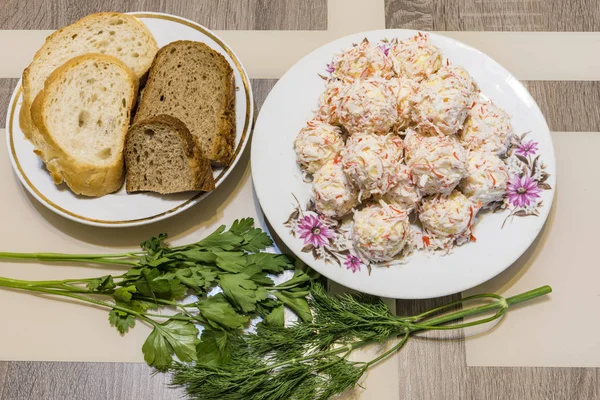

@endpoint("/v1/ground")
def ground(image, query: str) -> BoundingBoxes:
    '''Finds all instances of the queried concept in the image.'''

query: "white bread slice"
[20,12,157,142]
[30,54,138,197]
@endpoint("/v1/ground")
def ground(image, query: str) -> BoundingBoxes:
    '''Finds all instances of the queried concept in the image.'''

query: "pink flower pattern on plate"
[297,214,335,247]
[515,140,538,157]
[507,175,541,207]
[344,254,361,273]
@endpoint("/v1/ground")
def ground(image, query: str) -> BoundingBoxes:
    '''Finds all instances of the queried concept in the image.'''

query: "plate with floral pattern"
[251,29,555,299]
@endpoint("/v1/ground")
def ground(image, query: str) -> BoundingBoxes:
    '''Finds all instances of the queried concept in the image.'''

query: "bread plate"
[251,29,556,299]
[5,12,253,227]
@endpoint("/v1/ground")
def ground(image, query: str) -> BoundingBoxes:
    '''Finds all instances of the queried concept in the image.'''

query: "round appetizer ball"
[382,164,421,213]
[342,133,404,200]
[413,66,477,136]
[389,33,442,82]
[459,151,509,207]
[294,120,344,174]
[419,190,474,241]
[387,77,419,130]
[330,38,394,80]
[404,129,468,195]
[353,202,410,262]
[316,79,348,125]
[459,99,513,155]
[312,157,360,218]
[337,79,398,135]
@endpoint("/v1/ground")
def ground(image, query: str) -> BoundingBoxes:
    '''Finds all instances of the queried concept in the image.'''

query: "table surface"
[1,1,599,399]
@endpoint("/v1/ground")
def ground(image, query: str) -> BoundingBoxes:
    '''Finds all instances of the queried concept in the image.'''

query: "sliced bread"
[21,12,158,142]
[134,40,236,166]
[124,115,216,194]
[30,54,138,197]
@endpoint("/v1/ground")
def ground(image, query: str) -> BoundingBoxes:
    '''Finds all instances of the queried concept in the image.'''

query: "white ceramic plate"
[5,12,253,228]
[252,29,556,299]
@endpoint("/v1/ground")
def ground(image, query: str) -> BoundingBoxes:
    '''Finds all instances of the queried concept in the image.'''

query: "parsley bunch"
[0,218,313,370]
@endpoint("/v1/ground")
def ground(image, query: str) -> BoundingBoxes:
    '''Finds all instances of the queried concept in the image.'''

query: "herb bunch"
[0,218,313,370]
[169,283,552,400]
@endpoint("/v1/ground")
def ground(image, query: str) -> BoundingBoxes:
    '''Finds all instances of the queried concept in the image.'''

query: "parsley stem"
[0,252,141,266]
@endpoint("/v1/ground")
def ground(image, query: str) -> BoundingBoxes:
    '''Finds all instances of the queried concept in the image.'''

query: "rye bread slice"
[125,115,216,194]
[134,40,236,166]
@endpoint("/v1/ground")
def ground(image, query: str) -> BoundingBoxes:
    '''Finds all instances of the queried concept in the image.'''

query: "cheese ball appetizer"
[330,38,394,80]
[387,77,419,130]
[353,202,410,262]
[294,120,344,174]
[459,100,513,155]
[419,190,474,245]
[389,33,442,82]
[404,129,468,195]
[382,164,421,213]
[342,133,404,200]
[312,157,359,218]
[316,79,348,125]
[459,151,509,207]
[413,66,477,135]
[337,79,398,135]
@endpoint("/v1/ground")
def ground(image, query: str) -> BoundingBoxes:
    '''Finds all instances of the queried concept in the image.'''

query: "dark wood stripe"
[386,0,600,31]
[251,79,278,113]
[0,79,19,128]
[0,0,327,30]
[467,367,598,400]
[396,295,468,400]
[523,81,600,132]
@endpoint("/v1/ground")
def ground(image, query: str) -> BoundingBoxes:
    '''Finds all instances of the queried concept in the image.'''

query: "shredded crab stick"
[315,79,350,125]
[459,151,509,207]
[294,120,345,174]
[382,164,422,213]
[352,201,411,263]
[413,65,478,136]
[419,190,475,249]
[342,133,404,200]
[389,33,442,82]
[337,79,398,135]
[459,99,514,155]
[330,38,394,80]
[404,129,467,195]
[387,77,419,131]
[312,157,360,218]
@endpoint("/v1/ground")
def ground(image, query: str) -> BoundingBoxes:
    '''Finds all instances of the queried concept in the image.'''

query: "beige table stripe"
[2,30,600,81]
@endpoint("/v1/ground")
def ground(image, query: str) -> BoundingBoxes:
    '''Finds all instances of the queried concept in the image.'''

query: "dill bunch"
[170,282,551,400]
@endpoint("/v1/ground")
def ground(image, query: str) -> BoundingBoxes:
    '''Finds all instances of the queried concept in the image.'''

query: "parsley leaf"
[229,218,254,235]
[262,304,285,327]
[196,293,249,331]
[213,251,247,273]
[86,275,116,292]
[140,233,168,254]
[196,329,234,366]
[113,285,136,303]
[175,267,217,292]
[220,274,268,313]
[142,318,199,371]
[195,225,243,251]
[246,253,292,273]
[108,309,136,334]
[241,228,273,252]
